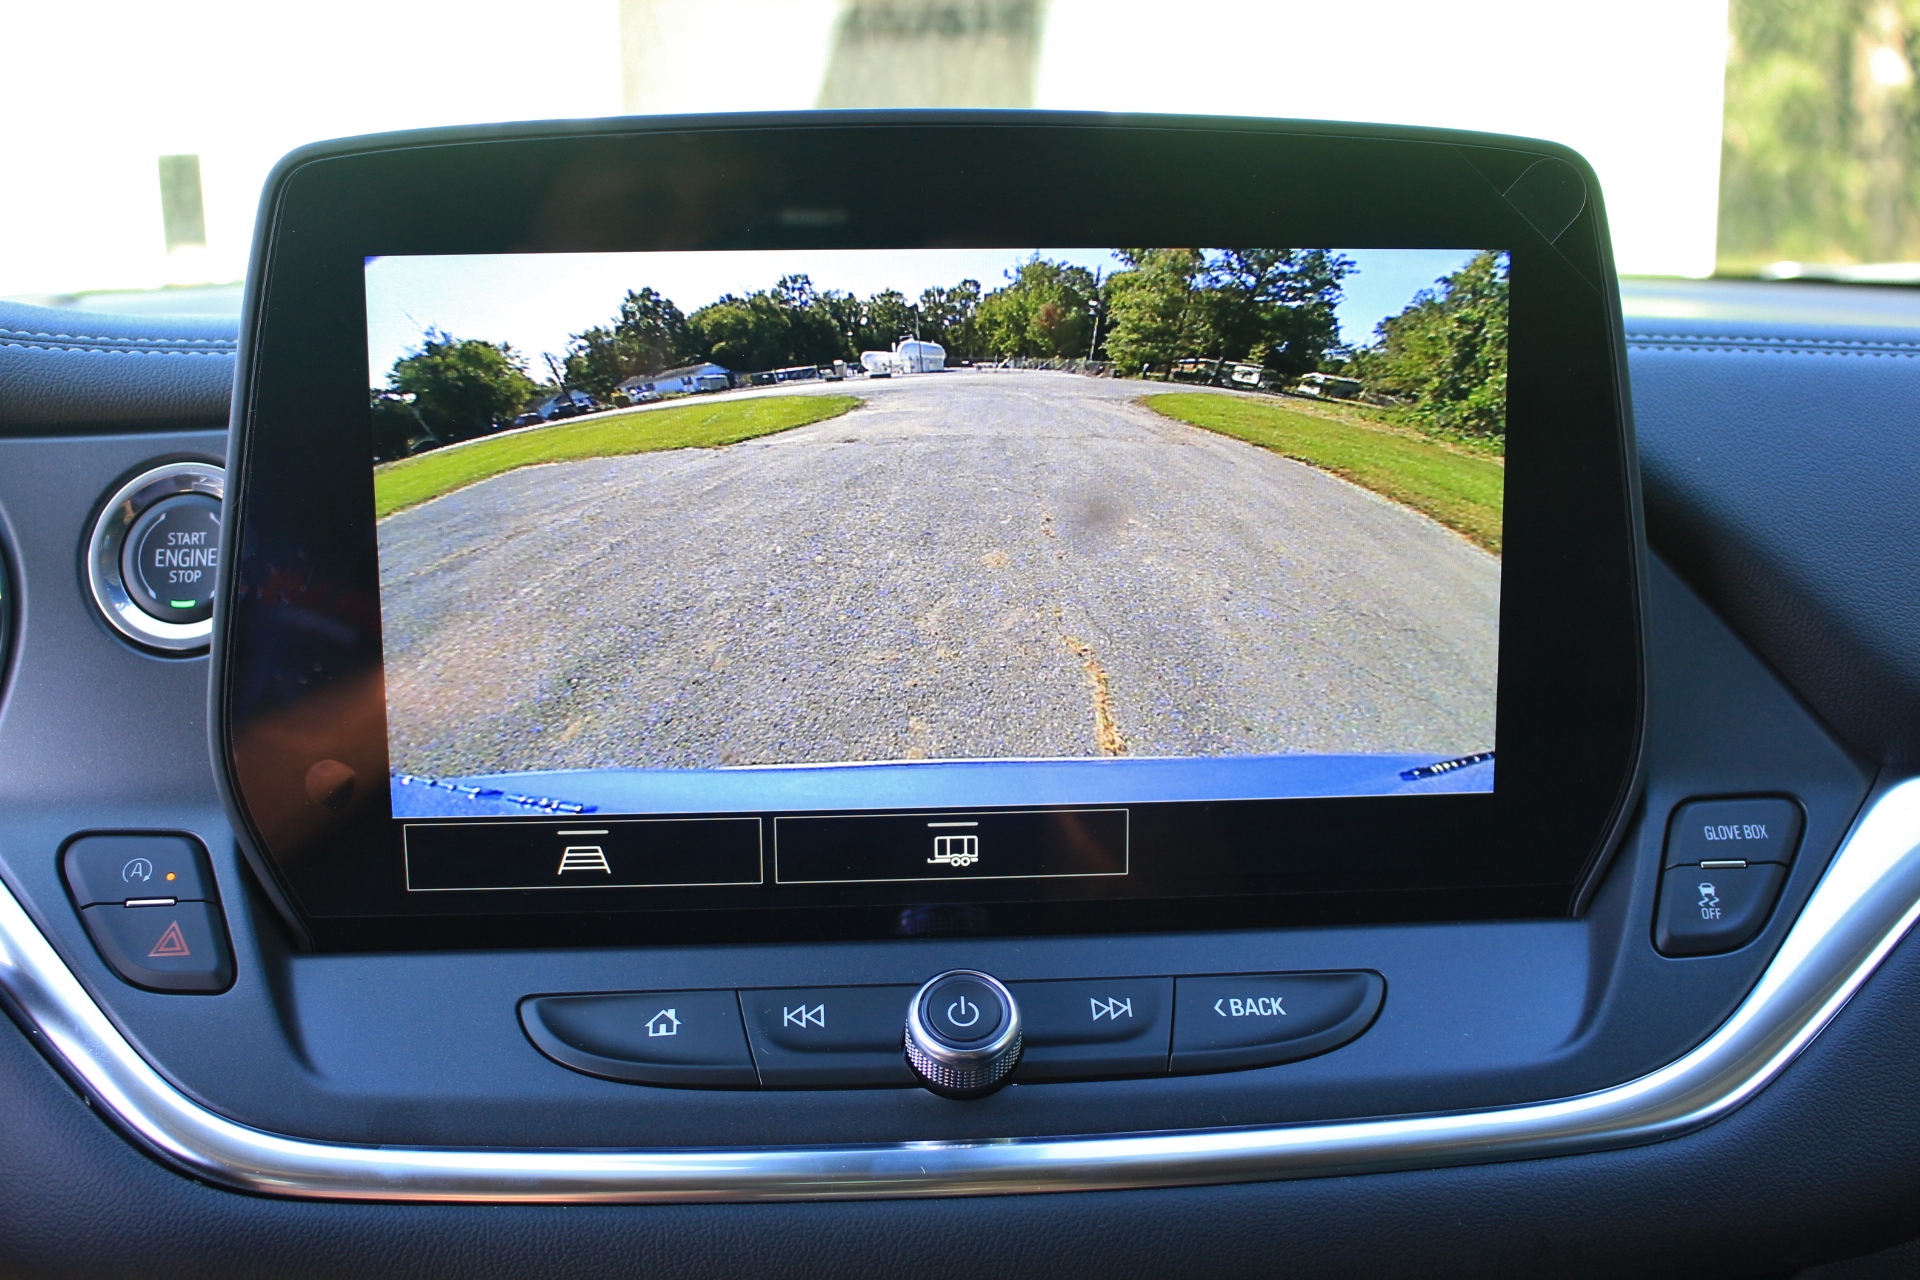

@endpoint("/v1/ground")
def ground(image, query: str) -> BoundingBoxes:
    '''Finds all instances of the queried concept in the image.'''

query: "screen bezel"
[214,112,1644,951]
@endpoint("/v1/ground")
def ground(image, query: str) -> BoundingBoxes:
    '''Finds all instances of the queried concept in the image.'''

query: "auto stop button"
[64,833,217,906]
[119,491,220,623]
[1171,971,1384,1074]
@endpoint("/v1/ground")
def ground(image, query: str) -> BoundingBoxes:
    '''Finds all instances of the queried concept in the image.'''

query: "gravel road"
[376,371,1499,776]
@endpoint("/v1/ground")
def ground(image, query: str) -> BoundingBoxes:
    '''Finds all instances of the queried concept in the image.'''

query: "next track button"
[1009,977,1173,1081]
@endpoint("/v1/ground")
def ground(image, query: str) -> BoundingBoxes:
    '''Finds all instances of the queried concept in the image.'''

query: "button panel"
[63,833,233,993]
[524,970,1382,1089]
[1656,795,1803,956]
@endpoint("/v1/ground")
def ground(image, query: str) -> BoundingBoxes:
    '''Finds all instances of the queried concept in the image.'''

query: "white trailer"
[861,339,946,376]
[893,339,945,373]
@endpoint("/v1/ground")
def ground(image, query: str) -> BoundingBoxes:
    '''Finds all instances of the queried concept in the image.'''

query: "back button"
[1172,972,1384,1074]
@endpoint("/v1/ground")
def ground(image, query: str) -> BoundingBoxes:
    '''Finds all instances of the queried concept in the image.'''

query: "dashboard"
[3,115,1920,1278]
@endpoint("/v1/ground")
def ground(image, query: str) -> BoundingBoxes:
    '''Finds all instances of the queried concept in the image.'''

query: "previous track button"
[739,985,918,1087]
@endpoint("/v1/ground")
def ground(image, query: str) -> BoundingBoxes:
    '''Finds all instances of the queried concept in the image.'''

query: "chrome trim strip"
[3,779,1919,1203]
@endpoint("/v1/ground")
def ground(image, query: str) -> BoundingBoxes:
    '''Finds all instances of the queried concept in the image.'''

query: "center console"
[183,111,1651,1115]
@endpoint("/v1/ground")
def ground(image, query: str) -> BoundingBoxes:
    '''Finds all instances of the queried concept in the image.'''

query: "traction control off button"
[1171,972,1384,1074]
[1655,863,1788,956]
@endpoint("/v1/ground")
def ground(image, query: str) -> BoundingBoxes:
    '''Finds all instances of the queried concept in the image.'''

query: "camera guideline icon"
[556,829,612,875]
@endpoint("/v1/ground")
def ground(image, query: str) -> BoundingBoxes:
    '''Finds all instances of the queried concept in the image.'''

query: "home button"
[521,990,757,1088]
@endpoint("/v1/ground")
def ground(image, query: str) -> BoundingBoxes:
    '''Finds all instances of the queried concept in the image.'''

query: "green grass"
[1141,392,1505,554]
[374,394,861,519]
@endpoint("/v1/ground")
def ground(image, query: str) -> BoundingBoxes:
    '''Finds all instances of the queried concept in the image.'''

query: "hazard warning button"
[78,900,232,993]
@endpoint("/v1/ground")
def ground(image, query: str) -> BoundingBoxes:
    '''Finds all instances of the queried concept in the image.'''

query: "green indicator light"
[170,600,195,609]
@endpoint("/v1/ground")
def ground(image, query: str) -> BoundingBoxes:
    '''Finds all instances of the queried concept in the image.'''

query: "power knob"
[905,970,1022,1098]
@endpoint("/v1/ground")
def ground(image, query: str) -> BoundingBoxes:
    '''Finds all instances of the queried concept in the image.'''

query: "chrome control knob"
[905,969,1022,1098]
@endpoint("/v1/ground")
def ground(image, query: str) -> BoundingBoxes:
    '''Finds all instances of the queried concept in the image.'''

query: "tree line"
[370,248,1507,460]
[559,248,1358,396]
[1344,250,1508,442]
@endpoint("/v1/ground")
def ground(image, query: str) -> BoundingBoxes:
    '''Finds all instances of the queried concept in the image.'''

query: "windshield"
[9,0,1890,309]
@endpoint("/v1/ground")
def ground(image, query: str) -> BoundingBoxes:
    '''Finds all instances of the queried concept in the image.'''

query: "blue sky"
[365,246,1491,378]
[1333,249,1488,347]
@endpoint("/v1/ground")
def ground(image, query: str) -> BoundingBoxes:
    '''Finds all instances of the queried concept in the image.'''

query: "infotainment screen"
[217,116,1641,949]
[367,246,1503,829]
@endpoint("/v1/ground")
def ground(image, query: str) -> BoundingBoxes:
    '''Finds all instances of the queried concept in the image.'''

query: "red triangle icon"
[148,920,191,958]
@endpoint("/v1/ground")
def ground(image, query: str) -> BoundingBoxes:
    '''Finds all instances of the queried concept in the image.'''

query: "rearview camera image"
[366,247,1506,818]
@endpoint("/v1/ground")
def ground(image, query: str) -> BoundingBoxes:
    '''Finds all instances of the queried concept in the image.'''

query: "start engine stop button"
[120,493,221,622]
[86,461,225,653]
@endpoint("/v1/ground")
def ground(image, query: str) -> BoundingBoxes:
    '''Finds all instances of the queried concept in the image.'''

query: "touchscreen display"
[364,247,1506,828]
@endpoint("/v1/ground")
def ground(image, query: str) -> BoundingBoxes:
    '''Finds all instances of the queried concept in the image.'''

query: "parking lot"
[376,369,1500,776]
